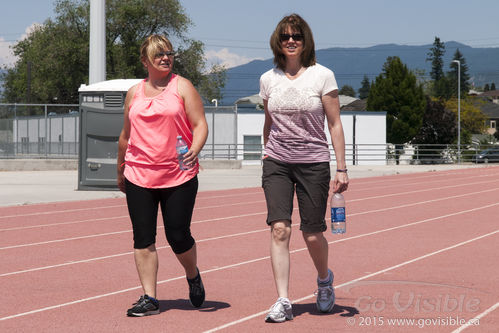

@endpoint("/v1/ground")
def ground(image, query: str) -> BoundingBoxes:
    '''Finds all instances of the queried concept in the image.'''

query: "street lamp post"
[452,60,461,164]
[211,99,218,159]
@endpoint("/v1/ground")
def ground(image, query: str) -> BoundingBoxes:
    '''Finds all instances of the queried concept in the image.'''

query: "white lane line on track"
[203,229,499,333]
[2,169,498,221]
[348,178,499,202]
[2,188,498,251]
[1,226,497,323]
[0,227,272,277]
[2,174,498,231]
[4,197,498,276]
[0,215,129,232]
[0,199,266,232]
[349,170,499,193]
[452,301,499,332]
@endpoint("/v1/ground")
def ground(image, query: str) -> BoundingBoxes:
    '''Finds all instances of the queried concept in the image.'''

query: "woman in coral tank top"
[117,34,208,317]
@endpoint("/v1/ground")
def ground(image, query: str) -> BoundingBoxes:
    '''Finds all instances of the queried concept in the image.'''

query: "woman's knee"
[166,230,195,254]
[271,221,291,242]
[302,231,325,244]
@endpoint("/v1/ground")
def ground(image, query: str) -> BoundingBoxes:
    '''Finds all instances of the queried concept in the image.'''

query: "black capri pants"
[125,176,198,254]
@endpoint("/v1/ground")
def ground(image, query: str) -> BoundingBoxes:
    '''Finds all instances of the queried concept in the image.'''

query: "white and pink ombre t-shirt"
[259,63,339,163]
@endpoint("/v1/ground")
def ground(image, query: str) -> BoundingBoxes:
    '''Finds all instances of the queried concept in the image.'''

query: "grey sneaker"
[127,294,160,317]
[316,269,335,313]
[265,297,293,323]
[187,268,205,308]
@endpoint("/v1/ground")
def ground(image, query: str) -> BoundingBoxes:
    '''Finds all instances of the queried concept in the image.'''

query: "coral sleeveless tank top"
[124,75,198,188]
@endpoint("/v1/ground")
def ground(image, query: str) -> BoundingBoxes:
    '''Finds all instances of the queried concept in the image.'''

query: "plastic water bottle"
[331,192,346,234]
[176,135,190,170]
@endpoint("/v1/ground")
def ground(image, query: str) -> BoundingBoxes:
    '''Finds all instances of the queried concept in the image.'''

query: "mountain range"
[221,41,499,105]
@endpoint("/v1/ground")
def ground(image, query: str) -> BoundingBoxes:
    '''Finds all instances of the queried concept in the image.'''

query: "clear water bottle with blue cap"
[176,135,190,170]
[331,192,346,234]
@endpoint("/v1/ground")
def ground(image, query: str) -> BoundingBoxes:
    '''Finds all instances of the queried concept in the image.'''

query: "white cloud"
[0,37,16,68]
[205,48,260,69]
[0,23,43,68]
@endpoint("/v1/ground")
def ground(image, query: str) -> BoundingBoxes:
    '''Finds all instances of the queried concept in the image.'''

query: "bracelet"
[336,169,348,173]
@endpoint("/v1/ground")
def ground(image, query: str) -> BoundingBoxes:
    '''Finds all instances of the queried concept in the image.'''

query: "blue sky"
[2,0,499,68]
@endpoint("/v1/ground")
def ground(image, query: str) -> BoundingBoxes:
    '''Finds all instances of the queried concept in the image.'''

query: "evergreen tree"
[426,37,448,98]
[358,75,370,99]
[426,37,445,81]
[484,84,490,92]
[448,48,470,97]
[339,84,356,97]
[367,56,426,144]
[491,82,496,91]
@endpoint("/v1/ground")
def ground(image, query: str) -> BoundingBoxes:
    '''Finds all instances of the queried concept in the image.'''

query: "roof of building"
[78,79,142,92]
[480,90,499,98]
[479,101,499,119]
[341,99,367,111]
[472,97,499,119]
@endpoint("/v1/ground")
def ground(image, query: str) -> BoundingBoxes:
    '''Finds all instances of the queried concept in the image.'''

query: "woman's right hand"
[117,167,126,193]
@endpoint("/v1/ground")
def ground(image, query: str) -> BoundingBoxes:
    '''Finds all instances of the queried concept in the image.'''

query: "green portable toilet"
[78,79,141,190]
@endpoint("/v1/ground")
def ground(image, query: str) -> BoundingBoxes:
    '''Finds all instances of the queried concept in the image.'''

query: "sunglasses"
[154,51,175,58]
[279,33,304,42]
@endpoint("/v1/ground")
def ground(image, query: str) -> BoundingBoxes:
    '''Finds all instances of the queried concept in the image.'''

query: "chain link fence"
[1,103,497,164]
[0,103,79,158]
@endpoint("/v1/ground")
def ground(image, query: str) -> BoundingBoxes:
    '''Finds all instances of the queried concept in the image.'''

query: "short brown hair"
[140,34,174,64]
[269,14,316,71]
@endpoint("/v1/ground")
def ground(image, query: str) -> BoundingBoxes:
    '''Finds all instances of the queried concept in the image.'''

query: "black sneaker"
[187,268,205,307]
[127,295,160,317]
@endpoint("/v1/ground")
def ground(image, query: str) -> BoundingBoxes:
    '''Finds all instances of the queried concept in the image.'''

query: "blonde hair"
[140,34,174,63]
[270,14,316,71]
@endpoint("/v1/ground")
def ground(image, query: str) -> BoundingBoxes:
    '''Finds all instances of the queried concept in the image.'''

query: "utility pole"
[89,0,106,84]
[452,60,461,164]
[26,61,32,103]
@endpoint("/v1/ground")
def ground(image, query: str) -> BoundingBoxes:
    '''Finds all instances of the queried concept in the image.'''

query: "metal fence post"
[14,103,18,155]
[44,105,48,157]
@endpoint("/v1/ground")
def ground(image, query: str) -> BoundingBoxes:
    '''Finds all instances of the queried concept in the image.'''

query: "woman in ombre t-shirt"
[117,34,208,317]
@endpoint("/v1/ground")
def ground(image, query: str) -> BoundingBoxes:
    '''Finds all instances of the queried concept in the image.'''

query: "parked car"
[471,147,499,163]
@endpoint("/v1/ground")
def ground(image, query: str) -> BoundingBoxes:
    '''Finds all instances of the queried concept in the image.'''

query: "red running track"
[1,166,498,332]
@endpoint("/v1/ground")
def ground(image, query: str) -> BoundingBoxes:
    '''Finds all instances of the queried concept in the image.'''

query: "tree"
[484,83,490,92]
[198,64,227,103]
[367,56,426,144]
[339,84,356,97]
[412,97,457,163]
[413,97,457,145]
[448,48,470,97]
[445,98,487,144]
[358,75,370,99]
[426,37,450,99]
[427,37,445,81]
[492,82,496,91]
[1,0,226,104]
